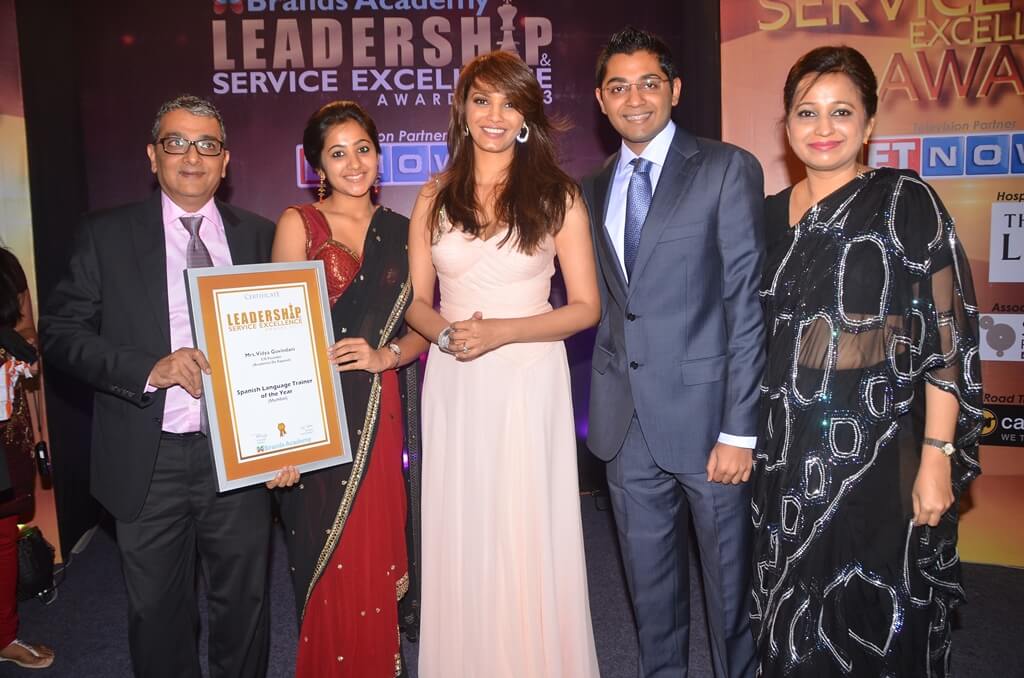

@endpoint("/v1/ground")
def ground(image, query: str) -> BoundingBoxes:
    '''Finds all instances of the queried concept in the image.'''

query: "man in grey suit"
[583,28,765,678]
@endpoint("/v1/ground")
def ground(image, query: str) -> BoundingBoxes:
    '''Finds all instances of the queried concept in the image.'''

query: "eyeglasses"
[156,136,226,156]
[603,77,670,99]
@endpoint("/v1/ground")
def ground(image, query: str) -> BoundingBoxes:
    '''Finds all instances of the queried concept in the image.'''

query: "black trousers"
[116,433,271,678]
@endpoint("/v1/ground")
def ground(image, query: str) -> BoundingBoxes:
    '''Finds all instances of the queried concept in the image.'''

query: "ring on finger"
[462,345,470,353]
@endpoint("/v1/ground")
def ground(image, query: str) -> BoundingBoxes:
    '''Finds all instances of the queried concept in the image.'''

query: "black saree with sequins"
[751,168,983,678]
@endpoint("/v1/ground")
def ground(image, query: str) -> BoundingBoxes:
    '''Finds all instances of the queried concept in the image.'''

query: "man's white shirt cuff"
[718,432,756,449]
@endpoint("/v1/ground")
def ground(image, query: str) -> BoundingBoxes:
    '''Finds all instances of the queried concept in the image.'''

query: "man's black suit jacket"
[40,192,275,522]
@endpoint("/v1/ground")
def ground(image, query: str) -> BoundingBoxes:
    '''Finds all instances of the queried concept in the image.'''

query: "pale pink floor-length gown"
[418,219,600,678]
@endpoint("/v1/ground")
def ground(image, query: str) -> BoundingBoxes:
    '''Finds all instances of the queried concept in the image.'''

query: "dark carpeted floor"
[11,498,1024,677]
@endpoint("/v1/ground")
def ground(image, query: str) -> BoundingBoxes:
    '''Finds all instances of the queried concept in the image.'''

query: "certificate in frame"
[187,261,351,491]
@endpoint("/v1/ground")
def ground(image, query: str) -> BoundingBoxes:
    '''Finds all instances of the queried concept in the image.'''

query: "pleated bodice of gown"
[435,226,553,326]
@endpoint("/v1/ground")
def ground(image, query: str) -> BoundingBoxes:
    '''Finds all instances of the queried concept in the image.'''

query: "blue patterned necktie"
[624,157,653,277]
[181,215,213,268]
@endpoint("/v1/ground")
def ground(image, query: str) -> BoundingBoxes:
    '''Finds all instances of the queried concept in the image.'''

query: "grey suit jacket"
[583,126,766,473]
[40,192,275,521]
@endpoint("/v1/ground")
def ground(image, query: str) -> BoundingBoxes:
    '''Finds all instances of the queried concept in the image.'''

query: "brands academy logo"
[213,0,244,14]
[212,0,553,98]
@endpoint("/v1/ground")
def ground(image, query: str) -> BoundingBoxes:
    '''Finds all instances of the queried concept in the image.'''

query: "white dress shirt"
[148,193,233,433]
[605,120,676,277]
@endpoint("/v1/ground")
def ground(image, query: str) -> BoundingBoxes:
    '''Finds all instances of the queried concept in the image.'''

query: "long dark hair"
[429,51,577,254]
[0,249,24,329]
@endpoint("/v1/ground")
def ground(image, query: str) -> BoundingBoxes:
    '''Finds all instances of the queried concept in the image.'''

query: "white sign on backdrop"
[990,201,1024,283]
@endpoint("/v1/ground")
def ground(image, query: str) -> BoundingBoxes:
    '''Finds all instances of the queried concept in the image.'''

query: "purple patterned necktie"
[181,215,213,268]
[180,215,212,435]
[624,157,653,278]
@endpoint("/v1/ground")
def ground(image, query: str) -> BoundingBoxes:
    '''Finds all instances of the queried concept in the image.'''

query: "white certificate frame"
[187,261,351,492]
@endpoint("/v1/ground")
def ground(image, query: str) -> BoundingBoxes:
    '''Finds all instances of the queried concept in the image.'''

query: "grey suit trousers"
[607,416,755,678]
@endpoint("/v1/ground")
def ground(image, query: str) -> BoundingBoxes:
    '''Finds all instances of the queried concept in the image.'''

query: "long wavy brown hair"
[428,51,577,254]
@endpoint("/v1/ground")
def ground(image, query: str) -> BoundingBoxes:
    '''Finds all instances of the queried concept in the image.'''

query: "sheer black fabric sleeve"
[891,172,982,491]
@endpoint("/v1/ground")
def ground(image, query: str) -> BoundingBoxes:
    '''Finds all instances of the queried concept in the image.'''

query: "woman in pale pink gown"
[406,51,602,678]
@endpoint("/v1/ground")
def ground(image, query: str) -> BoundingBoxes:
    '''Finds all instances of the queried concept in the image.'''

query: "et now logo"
[296,143,450,188]
[867,133,1024,178]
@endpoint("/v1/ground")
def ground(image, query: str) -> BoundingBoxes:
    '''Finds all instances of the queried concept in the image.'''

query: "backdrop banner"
[721,0,1024,566]
[74,1,687,220]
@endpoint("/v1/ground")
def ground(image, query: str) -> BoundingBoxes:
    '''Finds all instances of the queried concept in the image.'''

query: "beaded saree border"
[301,276,413,616]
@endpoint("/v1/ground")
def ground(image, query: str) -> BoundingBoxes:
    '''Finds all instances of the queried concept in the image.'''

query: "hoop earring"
[516,122,530,144]
[317,172,326,202]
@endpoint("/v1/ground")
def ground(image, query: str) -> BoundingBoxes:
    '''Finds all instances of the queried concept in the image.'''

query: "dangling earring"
[317,172,326,202]
[463,123,470,137]
[516,122,530,144]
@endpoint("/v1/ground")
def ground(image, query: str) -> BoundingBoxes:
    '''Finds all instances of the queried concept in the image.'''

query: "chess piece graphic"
[497,1,519,53]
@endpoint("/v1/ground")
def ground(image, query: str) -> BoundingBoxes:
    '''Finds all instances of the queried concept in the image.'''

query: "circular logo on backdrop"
[981,408,998,437]
[980,316,1017,358]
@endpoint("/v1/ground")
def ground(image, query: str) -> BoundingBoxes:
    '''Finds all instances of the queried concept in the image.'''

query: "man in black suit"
[41,95,277,678]
[584,29,765,678]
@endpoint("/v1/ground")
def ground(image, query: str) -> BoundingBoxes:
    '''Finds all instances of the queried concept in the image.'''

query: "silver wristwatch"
[437,326,454,352]
[923,437,956,457]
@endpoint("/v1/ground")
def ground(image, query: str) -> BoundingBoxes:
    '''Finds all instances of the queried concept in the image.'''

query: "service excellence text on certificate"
[213,283,331,461]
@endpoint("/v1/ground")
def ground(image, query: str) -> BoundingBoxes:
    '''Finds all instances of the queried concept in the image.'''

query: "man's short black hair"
[595,27,678,87]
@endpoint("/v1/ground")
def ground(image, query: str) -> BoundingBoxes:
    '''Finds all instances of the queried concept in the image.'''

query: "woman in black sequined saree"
[751,46,983,677]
